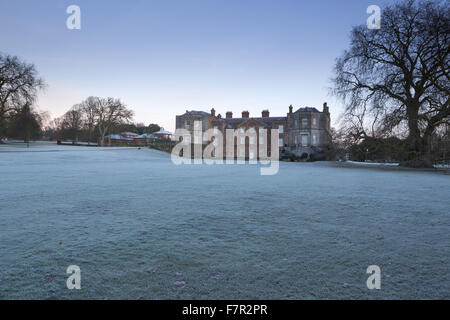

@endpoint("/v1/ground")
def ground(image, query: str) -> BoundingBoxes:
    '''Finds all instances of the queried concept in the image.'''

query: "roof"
[105,134,134,141]
[212,116,287,128]
[135,133,155,138]
[121,132,139,136]
[295,107,320,113]
[154,130,173,135]
[183,110,211,116]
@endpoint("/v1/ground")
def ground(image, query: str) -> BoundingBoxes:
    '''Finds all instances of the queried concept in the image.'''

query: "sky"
[0,0,393,131]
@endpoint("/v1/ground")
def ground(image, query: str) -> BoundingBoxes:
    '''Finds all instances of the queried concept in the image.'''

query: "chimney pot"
[211,108,216,117]
[242,111,249,118]
[226,111,233,119]
[262,110,270,117]
[289,105,293,113]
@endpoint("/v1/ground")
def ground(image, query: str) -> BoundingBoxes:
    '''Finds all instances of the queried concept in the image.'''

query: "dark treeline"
[0,53,46,143]
[42,97,161,145]
[0,52,161,146]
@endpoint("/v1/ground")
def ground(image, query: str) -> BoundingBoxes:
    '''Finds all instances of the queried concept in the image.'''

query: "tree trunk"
[0,110,5,141]
[402,102,433,168]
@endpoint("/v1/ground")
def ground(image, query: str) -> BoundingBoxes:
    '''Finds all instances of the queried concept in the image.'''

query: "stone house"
[175,104,331,159]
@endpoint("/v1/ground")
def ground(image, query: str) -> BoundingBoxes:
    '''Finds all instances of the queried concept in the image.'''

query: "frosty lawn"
[0,142,449,299]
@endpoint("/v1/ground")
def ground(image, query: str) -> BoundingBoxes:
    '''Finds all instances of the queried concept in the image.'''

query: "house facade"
[175,103,331,158]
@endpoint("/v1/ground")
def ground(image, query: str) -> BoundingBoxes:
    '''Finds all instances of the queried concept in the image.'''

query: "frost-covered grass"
[0,142,449,299]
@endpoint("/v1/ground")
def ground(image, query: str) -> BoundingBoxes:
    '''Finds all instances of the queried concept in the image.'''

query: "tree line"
[44,99,161,145]
[0,53,45,142]
[43,97,159,145]
[0,53,161,145]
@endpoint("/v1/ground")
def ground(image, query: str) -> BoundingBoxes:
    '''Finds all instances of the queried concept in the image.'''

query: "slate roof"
[212,116,287,129]
[154,130,173,135]
[295,107,320,113]
[121,132,139,136]
[183,110,211,116]
[105,134,134,141]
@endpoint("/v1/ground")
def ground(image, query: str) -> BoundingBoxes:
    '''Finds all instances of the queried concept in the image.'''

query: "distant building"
[104,134,135,146]
[104,130,173,146]
[175,104,331,158]
[175,110,211,134]
[153,130,173,140]
[121,132,139,139]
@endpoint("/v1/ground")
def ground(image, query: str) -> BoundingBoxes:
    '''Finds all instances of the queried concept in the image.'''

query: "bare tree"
[0,53,45,140]
[80,96,97,144]
[8,103,43,143]
[91,97,134,145]
[333,0,449,167]
[61,105,84,144]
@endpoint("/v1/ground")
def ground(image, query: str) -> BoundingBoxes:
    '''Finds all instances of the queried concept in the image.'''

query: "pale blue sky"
[0,0,393,131]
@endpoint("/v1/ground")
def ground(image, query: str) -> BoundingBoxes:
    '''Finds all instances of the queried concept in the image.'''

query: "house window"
[185,120,190,126]
[312,118,317,126]
[240,137,245,144]
[239,148,245,156]
[249,150,255,160]
[249,127,255,133]
[302,118,308,126]
[279,138,283,147]
[185,136,191,143]
[295,119,299,127]
[259,134,265,144]
[249,136,255,145]
[312,134,317,145]
[240,127,245,133]
[301,135,308,146]
[194,136,200,144]
[278,125,284,133]
[294,136,298,144]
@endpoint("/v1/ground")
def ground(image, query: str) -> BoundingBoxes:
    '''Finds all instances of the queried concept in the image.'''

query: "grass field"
[0,142,449,299]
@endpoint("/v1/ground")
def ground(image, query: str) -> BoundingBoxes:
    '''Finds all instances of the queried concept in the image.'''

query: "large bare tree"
[80,96,98,144]
[61,105,84,144]
[8,103,43,143]
[0,53,45,140]
[90,97,134,145]
[333,0,449,167]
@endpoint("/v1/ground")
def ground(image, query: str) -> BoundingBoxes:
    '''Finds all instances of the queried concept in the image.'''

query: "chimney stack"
[211,108,216,117]
[289,105,293,113]
[262,110,270,118]
[323,102,329,114]
[242,111,249,118]
[226,111,233,119]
